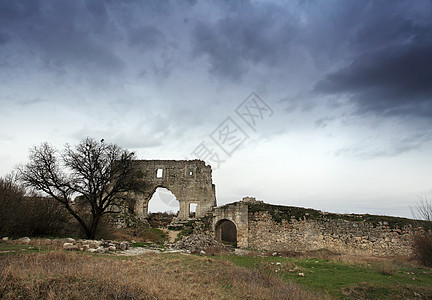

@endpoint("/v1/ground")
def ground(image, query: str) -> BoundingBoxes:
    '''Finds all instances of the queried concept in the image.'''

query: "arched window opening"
[148,187,179,215]
[189,203,197,218]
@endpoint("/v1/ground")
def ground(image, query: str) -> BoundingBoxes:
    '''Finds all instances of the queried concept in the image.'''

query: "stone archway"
[135,184,182,219]
[147,187,179,215]
[215,219,237,245]
[211,202,249,248]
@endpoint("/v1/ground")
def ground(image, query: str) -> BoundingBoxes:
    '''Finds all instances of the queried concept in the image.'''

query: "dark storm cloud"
[313,1,432,121]
[0,32,8,46]
[191,1,298,80]
[0,0,125,74]
[315,41,432,118]
[128,26,166,52]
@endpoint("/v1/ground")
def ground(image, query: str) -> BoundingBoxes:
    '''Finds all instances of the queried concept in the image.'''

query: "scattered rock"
[60,239,131,254]
[2,237,8,241]
[118,242,129,251]
[116,247,160,256]
[17,237,31,243]
[63,243,80,251]
[96,247,106,254]
[298,273,305,277]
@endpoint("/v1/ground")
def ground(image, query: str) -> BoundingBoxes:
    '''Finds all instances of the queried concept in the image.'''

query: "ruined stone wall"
[247,211,417,256]
[130,160,216,220]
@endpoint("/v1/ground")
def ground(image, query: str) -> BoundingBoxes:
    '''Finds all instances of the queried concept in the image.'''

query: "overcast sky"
[1,0,432,218]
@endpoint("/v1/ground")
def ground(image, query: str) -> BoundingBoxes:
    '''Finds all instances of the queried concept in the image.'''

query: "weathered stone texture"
[247,211,417,256]
[130,160,216,220]
[211,201,249,248]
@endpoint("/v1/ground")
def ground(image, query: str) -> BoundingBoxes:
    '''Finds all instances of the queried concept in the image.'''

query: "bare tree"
[411,196,432,230]
[411,196,432,267]
[413,196,432,222]
[18,138,143,239]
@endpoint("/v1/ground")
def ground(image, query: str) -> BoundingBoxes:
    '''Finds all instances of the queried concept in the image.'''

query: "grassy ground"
[1,240,431,299]
[0,240,320,300]
[219,254,432,299]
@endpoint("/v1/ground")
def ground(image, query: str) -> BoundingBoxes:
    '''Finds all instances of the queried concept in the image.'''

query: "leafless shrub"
[411,196,432,267]
[0,175,72,238]
[373,260,397,275]
[412,232,432,267]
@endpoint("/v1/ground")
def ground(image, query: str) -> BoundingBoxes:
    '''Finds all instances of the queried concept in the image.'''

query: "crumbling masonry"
[126,160,421,256]
[129,160,216,220]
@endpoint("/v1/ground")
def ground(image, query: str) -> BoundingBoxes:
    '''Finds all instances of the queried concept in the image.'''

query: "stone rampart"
[248,211,418,256]
[211,199,424,256]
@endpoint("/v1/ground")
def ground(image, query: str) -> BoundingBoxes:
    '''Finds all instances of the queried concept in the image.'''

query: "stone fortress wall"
[212,197,422,256]
[247,208,416,256]
[125,160,422,256]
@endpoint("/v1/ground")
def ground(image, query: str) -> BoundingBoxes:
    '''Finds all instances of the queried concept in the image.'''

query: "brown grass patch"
[372,260,397,275]
[342,282,432,299]
[0,251,322,299]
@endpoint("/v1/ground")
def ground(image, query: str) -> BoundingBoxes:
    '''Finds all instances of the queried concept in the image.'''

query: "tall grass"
[0,251,322,299]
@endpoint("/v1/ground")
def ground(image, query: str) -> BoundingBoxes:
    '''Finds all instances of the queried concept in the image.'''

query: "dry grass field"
[0,249,322,300]
[1,239,432,299]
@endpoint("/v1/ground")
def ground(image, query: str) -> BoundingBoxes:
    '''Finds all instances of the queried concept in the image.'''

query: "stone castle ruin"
[128,160,216,220]
[124,159,423,257]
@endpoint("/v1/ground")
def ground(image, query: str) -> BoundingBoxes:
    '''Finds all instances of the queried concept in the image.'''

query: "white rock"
[17,237,31,243]
[63,243,80,251]
[298,273,305,277]
[2,237,8,241]
[87,248,98,253]
[96,247,106,253]
[66,238,75,243]
[118,242,128,250]
[108,246,116,252]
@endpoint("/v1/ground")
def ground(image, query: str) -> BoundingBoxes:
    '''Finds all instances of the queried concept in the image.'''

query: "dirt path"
[160,229,181,242]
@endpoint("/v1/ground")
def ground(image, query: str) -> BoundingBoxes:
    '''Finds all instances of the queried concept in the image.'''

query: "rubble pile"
[62,238,131,253]
[171,234,229,254]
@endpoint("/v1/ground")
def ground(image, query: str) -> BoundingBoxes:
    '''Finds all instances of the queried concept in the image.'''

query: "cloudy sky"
[1,0,432,218]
